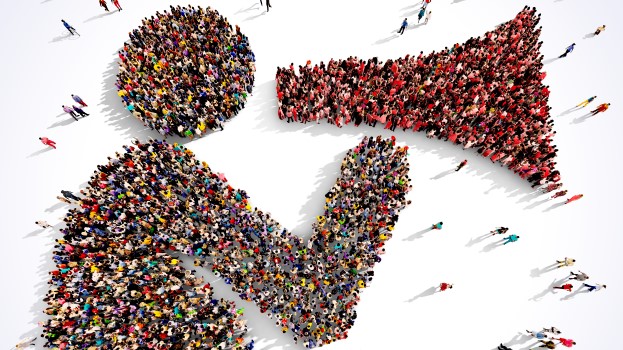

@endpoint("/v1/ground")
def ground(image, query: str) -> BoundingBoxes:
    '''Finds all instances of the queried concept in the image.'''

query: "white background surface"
[1,0,621,349]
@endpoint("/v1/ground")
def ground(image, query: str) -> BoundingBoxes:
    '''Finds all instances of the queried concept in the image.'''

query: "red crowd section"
[276,7,561,188]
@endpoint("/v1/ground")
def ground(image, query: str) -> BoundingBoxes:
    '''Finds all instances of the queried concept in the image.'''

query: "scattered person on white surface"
[71,94,87,107]
[62,105,79,121]
[559,43,575,58]
[527,330,548,339]
[594,25,606,35]
[425,10,432,24]
[568,271,589,281]
[61,20,79,36]
[398,18,408,35]
[36,221,52,229]
[557,257,575,268]
[39,137,57,149]
[582,283,606,292]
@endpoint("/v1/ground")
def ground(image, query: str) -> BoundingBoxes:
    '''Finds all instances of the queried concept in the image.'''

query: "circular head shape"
[116,5,256,139]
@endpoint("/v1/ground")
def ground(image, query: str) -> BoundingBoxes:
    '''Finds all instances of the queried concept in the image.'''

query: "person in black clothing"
[61,190,81,202]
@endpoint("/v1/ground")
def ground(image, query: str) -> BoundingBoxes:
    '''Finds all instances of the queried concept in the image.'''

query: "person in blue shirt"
[61,19,79,36]
[398,18,408,35]
[418,8,426,22]
[559,43,575,58]
[502,234,519,244]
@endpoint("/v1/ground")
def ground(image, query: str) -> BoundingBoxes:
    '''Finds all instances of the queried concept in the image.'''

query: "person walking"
[61,20,79,36]
[542,327,562,335]
[538,340,558,349]
[550,190,567,199]
[559,43,575,58]
[418,7,426,23]
[568,271,589,281]
[594,25,606,35]
[438,282,453,291]
[39,137,57,149]
[582,283,606,292]
[112,0,122,11]
[455,159,468,171]
[36,220,52,228]
[565,194,583,204]
[497,344,513,350]
[62,105,79,121]
[266,0,272,12]
[99,0,110,12]
[554,338,576,347]
[576,96,596,108]
[71,94,88,107]
[590,103,610,116]
[553,283,573,292]
[72,105,90,118]
[398,18,408,35]
[424,11,432,25]
[527,330,548,340]
[490,227,509,235]
[61,190,81,201]
[502,234,519,245]
[556,257,575,268]
[431,221,443,230]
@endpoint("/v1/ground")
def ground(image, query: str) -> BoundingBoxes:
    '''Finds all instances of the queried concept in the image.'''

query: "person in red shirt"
[565,194,583,204]
[438,282,453,292]
[455,159,468,171]
[555,338,576,347]
[553,283,573,292]
[39,137,57,149]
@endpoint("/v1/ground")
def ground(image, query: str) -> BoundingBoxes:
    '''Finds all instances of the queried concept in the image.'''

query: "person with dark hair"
[99,0,109,12]
[590,103,610,116]
[39,137,57,149]
[553,283,573,292]
[72,105,89,118]
[112,0,122,11]
[582,283,606,292]
[455,159,468,171]
[61,20,79,36]
[502,234,519,245]
[71,94,88,107]
[431,221,443,230]
[568,271,589,281]
[398,18,408,35]
[266,0,272,12]
[498,344,513,350]
[594,25,606,35]
[438,282,453,291]
[538,340,558,349]
[62,105,79,121]
[576,96,596,108]
[559,43,576,58]
[60,190,81,202]
[490,227,509,235]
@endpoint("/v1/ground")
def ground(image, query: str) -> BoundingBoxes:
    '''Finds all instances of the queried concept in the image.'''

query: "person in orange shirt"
[590,103,610,116]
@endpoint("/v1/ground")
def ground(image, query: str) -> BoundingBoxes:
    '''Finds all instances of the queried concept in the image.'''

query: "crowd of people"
[41,136,412,348]
[276,7,562,188]
[115,5,256,139]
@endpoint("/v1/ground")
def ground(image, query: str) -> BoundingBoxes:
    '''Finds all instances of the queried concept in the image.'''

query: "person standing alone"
[398,18,408,35]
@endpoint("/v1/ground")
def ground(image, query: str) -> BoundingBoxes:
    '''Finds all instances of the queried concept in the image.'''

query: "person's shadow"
[571,112,593,124]
[542,57,559,65]
[560,285,590,301]
[466,233,491,247]
[374,34,399,45]
[403,227,433,241]
[430,169,454,180]
[583,32,595,39]
[481,238,507,252]
[405,286,437,302]
[543,201,565,212]
[27,147,54,158]
[49,32,79,44]
[529,277,566,301]
[530,262,558,278]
